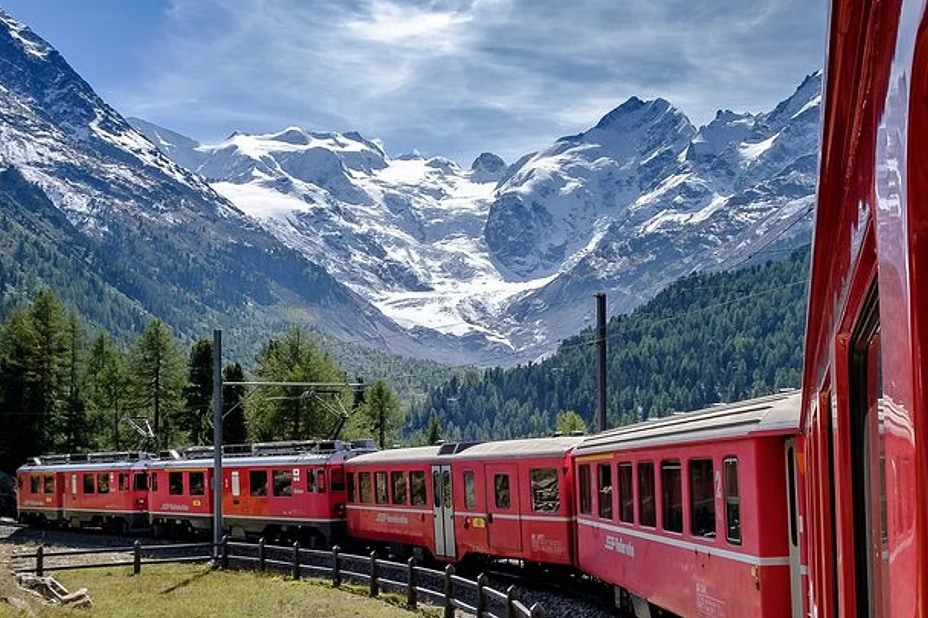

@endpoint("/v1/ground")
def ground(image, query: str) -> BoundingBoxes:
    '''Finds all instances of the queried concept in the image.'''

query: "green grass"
[0,564,437,618]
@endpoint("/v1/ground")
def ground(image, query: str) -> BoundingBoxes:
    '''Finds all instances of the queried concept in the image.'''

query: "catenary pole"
[596,293,607,432]
[212,329,223,559]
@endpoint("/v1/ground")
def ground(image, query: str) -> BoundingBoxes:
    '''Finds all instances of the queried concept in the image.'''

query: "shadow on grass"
[159,566,215,595]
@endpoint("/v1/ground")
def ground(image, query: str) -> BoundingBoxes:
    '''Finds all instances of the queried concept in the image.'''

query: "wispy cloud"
[117,0,826,164]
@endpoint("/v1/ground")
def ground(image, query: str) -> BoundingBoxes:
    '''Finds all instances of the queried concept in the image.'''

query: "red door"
[486,463,521,554]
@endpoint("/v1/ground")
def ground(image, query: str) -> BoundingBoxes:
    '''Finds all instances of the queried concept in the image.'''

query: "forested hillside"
[405,247,809,441]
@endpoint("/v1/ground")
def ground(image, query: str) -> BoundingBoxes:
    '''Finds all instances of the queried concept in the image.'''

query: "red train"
[14,0,928,615]
[16,439,376,548]
[342,392,803,617]
[344,437,583,567]
[803,0,928,615]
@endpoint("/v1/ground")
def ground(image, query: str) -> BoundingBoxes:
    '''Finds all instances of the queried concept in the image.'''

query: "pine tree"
[180,339,213,446]
[426,416,441,445]
[222,363,247,445]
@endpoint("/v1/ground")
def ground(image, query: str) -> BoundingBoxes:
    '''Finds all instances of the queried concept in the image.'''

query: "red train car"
[571,391,803,617]
[803,0,928,615]
[16,452,152,532]
[148,440,372,545]
[345,437,582,565]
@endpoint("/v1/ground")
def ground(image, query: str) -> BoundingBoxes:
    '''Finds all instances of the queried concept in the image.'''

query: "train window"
[272,470,292,497]
[375,472,389,504]
[723,458,741,544]
[307,469,316,493]
[347,472,356,502]
[44,475,54,493]
[410,471,426,506]
[83,474,95,494]
[30,475,40,493]
[638,462,656,526]
[618,463,634,523]
[150,472,159,492]
[358,472,372,503]
[189,472,206,496]
[442,470,452,508]
[463,471,476,510]
[531,468,559,512]
[391,471,408,505]
[689,459,715,538]
[661,460,682,533]
[330,468,346,492]
[316,469,326,493]
[133,473,148,491]
[249,470,267,497]
[169,472,184,496]
[118,473,129,492]
[597,463,613,520]
[97,473,110,494]
[579,464,592,514]
[494,474,511,509]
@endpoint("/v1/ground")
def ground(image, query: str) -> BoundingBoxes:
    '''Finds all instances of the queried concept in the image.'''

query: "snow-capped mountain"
[133,73,819,365]
[0,10,423,357]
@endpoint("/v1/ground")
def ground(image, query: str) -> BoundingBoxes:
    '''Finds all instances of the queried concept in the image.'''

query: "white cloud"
[116,0,826,165]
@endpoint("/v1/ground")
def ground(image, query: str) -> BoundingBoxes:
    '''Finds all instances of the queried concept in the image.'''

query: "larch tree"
[253,327,349,441]
[128,319,186,449]
[362,379,402,449]
[86,333,128,450]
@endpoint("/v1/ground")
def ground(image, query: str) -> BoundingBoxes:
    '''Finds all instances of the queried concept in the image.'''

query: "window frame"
[597,462,613,520]
[661,460,683,533]
[249,469,268,497]
[579,464,592,515]
[375,471,389,504]
[391,471,408,505]
[410,470,427,506]
[272,469,292,497]
[494,473,511,509]
[618,462,634,523]
[723,457,742,545]
[689,458,716,538]
[530,467,560,513]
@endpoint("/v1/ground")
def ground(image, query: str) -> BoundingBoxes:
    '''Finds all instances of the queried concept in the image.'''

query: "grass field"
[0,563,439,618]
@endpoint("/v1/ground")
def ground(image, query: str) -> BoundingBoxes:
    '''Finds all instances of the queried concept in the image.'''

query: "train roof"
[573,390,801,455]
[347,436,584,466]
[347,445,443,465]
[451,436,584,460]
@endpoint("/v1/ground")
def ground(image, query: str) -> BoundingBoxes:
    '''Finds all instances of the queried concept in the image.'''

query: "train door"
[431,464,455,558]
[848,290,889,617]
[486,463,521,553]
[58,473,69,522]
[784,439,802,618]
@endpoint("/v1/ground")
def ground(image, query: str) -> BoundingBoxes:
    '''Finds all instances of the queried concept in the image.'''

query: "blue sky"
[2,0,827,165]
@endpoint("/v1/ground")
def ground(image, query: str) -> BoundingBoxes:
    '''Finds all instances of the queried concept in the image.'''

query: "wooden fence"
[13,538,545,618]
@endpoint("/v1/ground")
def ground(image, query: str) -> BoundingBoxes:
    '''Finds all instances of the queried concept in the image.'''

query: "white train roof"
[573,390,801,455]
[347,436,584,466]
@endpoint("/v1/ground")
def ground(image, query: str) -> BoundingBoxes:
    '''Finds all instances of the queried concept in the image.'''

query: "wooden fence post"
[369,551,380,597]
[291,541,301,580]
[529,603,545,617]
[331,546,341,587]
[506,585,518,618]
[35,545,43,577]
[221,535,230,569]
[405,557,417,609]
[257,538,265,572]
[443,564,455,618]
[476,573,488,615]
[133,539,142,575]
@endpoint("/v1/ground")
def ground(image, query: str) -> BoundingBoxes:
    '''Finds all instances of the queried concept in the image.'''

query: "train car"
[345,445,444,559]
[149,440,373,546]
[449,437,583,566]
[17,452,153,532]
[802,0,928,615]
[571,391,803,618]
[345,437,582,565]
